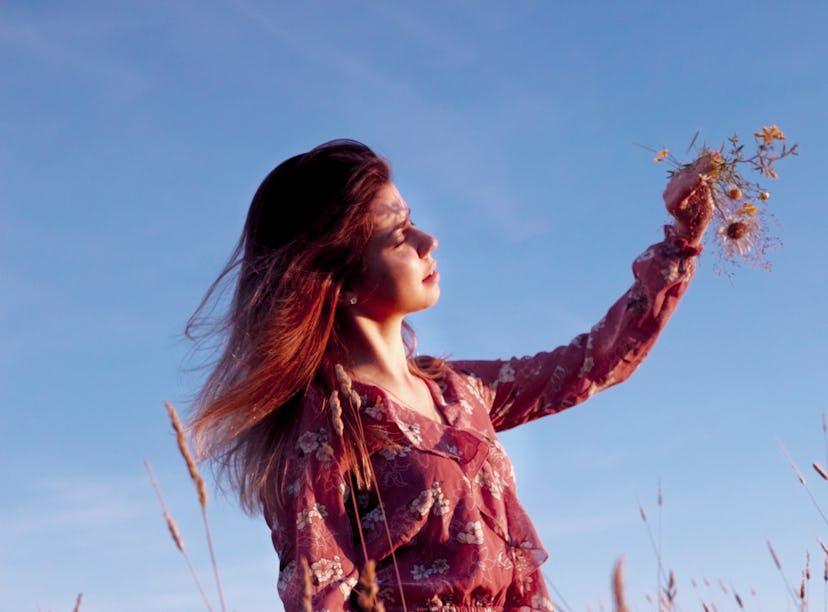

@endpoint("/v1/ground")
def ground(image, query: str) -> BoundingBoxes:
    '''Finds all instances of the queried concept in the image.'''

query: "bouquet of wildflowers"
[653,125,797,274]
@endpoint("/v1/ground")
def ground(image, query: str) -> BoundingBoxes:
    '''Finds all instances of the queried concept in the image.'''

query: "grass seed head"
[165,402,208,509]
[612,557,631,612]
[165,511,185,552]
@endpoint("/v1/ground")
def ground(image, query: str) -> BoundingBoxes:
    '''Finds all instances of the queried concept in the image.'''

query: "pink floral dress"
[265,227,701,611]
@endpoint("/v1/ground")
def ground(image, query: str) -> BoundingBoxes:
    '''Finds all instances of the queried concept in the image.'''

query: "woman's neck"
[343,313,411,384]
[341,314,445,424]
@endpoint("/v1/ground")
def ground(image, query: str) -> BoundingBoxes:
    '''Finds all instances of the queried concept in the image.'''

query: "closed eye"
[391,219,416,247]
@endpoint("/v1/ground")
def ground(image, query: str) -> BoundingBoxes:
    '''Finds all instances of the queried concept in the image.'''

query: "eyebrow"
[371,196,411,234]
[378,203,410,230]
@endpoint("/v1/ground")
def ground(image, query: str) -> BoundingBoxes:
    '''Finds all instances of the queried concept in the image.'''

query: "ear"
[340,267,366,303]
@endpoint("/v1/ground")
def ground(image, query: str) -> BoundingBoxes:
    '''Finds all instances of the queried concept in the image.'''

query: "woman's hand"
[662,152,718,245]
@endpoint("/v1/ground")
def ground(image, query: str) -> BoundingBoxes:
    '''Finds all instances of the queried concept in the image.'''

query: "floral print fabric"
[265,227,701,611]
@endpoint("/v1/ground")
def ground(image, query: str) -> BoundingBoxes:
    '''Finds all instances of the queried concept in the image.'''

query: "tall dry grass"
[145,403,226,612]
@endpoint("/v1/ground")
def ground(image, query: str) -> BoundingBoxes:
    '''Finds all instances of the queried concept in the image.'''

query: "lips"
[423,265,439,283]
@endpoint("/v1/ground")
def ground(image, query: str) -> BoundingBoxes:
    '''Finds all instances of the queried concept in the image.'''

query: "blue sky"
[2,1,827,610]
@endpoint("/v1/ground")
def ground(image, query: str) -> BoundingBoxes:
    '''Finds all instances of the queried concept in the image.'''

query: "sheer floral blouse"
[264,227,702,611]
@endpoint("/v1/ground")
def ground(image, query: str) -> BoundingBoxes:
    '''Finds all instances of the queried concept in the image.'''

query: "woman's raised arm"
[451,159,716,432]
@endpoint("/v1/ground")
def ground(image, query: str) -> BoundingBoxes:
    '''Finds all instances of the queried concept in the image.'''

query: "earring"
[349,296,358,305]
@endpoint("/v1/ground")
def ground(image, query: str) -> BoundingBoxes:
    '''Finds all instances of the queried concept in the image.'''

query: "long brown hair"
[187,139,401,514]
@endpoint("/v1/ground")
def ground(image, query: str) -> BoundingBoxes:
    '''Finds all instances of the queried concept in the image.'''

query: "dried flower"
[738,202,759,217]
[754,124,786,144]
[727,222,748,239]
[654,148,669,163]
[717,216,758,257]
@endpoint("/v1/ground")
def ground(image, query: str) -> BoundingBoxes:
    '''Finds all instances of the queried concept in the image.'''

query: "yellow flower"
[754,124,786,144]
[738,202,759,216]
[707,155,725,179]
[653,148,669,163]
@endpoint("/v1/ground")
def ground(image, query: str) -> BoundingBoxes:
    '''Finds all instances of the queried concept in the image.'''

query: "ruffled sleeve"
[451,226,702,432]
[264,389,359,609]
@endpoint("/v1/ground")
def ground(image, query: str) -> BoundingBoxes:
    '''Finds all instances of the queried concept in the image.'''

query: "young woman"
[188,139,715,610]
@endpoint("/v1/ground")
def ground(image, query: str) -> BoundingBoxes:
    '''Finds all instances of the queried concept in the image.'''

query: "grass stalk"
[767,539,800,608]
[145,460,215,612]
[779,440,828,530]
[300,558,312,612]
[822,413,827,478]
[165,402,226,612]
[658,480,664,610]
[612,557,630,612]
[544,571,574,612]
[637,498,667,599]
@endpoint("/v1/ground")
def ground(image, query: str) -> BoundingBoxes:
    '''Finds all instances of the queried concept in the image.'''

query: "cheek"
[361,258,418,302]
[356,259,395,295]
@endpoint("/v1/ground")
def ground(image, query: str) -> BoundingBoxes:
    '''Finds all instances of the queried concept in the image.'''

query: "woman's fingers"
[662,152,719,212]
[663,152,719,243]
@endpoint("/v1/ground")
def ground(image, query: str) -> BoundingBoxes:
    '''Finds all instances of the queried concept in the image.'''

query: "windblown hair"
[187,139,411,514]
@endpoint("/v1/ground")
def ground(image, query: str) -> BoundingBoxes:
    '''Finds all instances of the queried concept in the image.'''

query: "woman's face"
[349,182,440,321]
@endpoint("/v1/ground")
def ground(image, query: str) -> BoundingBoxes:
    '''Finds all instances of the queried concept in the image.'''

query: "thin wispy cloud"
[0,476,151,539]
[0,15,146,97]
[227,0,410,98]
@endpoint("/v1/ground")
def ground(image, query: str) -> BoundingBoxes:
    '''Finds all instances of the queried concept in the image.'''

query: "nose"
[415,228,438,258]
